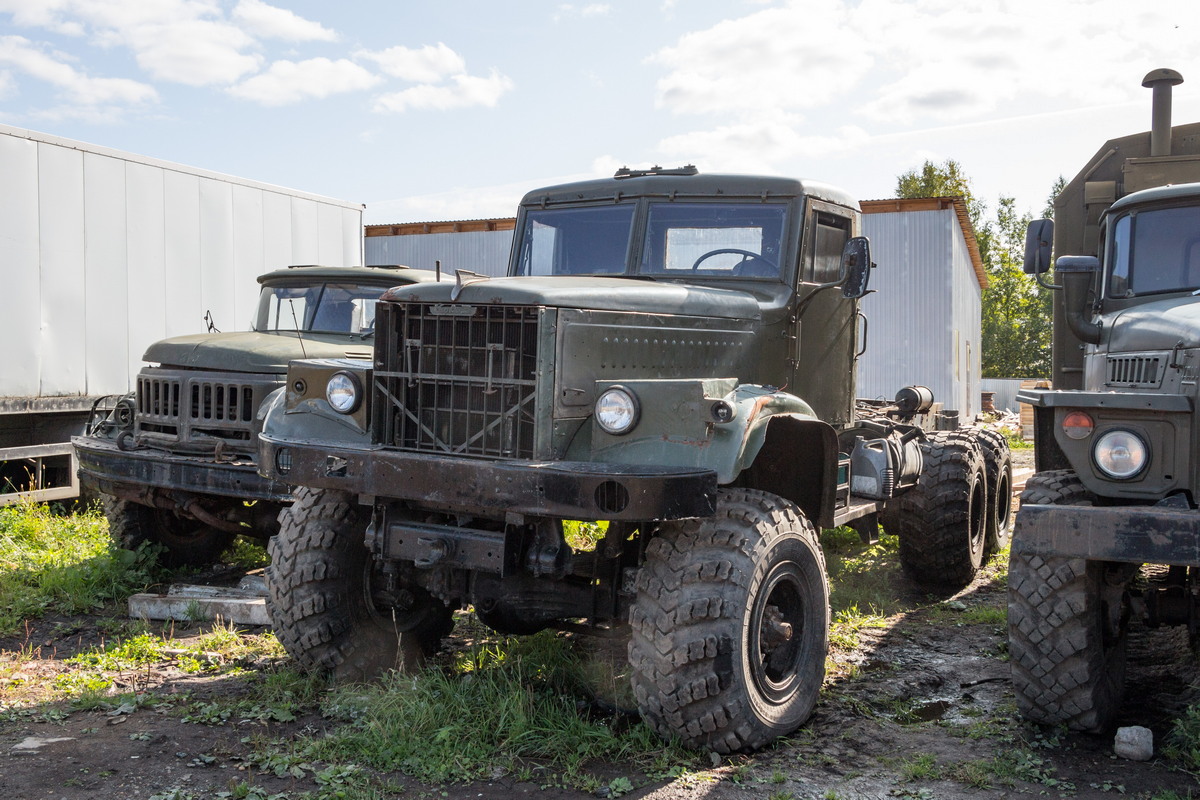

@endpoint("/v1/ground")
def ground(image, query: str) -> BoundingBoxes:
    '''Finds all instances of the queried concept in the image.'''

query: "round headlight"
[326,371,362,414]
[595,386,639,435]
[1093,429,1148,480]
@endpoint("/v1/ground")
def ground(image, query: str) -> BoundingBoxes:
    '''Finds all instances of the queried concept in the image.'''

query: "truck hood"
[381,276,763,321]
[1108,296,1200,353]
[143,331,374,374]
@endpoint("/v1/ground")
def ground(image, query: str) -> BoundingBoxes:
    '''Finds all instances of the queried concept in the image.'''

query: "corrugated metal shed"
[365,218,514,276]
[364,196,985,418]
[859,197,984,419]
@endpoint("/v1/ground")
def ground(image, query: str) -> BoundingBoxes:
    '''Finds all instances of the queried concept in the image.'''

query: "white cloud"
[555,3,611,19]
[373,69,514,113]
[356,43,466,84]
[651,0,1195,127]
[650,3,868,115]
[657,115,870,173]
[0,69,15,99]
[231,0,337,43]
[229,58,380,106]
[0,35,157,105]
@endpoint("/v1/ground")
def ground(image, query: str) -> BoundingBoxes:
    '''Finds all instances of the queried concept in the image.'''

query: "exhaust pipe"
[1143,68,1184,157]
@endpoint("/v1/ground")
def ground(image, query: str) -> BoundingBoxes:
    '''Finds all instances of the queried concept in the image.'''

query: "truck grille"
[1106,355,1163,388]
[135,371,279,452]
[373,302,541,459]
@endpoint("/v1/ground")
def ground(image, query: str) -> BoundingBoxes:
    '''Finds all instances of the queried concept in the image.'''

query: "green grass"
[821,526,905,617]
[300,631,697,787]
[0,500,156,635]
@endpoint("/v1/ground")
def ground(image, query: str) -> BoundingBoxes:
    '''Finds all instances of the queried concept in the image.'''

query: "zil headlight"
[1093,429,1148,480]
[326,371,363,414]
[595,386,639,435]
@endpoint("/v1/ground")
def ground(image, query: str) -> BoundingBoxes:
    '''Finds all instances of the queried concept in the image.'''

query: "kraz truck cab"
[1011,68,1200,731]
[257,167,1006,753]
[73,264,430,566]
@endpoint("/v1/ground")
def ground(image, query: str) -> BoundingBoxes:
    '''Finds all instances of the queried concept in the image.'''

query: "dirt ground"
[4,449,1200,800]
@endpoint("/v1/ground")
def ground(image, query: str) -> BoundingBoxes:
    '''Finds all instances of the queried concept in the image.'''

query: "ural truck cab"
[258,168,1005,752]
[1011,69,1200,731]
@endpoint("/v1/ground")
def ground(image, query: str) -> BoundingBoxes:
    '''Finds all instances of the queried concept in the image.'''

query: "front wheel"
[104,495,234,568]
[266,488,453,682]
[628,489,829,753]
[1008,470,1128,731]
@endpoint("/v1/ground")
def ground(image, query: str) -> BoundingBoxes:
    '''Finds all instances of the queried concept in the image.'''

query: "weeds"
[0,499,156,634]
[301,631,696,787]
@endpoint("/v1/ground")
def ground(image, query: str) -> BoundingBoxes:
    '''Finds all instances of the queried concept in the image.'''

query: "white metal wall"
[858,207,982,419]
[0,123,364,400]
[365,229,514,276]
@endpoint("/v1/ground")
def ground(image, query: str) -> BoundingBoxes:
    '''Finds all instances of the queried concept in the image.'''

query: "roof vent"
[613,164,699,179]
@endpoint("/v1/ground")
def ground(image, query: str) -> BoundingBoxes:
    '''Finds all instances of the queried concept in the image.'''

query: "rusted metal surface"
[74,435,292,502]
[1013,502,1200,566]
[260,436,717,521]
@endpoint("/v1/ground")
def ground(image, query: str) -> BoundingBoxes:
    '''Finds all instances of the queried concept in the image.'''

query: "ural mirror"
[840,236,872,299]
[1023,218,1054,275]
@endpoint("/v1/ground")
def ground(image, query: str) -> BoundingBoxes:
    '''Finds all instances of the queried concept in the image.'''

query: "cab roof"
[520,169,859,211]
[1108,181,1200,214]
[256,264,432,286]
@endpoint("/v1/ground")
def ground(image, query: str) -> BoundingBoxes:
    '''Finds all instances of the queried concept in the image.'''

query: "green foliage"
[979,196,1052,377]
[1164,703,1200,772]
[0,500,156,634]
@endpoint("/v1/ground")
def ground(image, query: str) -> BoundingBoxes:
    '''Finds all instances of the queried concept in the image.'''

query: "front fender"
[588,380,818,484]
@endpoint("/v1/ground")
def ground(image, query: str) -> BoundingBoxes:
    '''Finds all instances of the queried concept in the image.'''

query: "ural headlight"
[326,371,362,414]
[1093,429,1148,480]
[595,386,639,435]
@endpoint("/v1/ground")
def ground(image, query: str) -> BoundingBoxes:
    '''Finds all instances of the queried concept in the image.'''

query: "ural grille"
[138,377,182,420]
[374,302,541,459]
[1106,355,1163,388]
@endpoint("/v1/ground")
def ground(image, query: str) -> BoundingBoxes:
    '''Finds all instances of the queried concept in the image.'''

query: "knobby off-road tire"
[967,426,1014,554]
[266,487,454,682]
[883,430,988,587]
[104,494,234,568]
[628,489,830,753]
[1008,470,1127,731]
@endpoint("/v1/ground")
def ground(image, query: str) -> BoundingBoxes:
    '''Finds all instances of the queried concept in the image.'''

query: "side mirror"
[840,236,872,299]
[1023,218,1054,275]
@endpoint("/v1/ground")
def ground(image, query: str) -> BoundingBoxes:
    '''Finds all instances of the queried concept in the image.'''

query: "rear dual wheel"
[883,430,989,587]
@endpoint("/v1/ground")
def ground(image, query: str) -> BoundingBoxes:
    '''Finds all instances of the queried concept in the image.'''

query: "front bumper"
[259,435,718,520]
[73,435,293,503]
[1013,502,1200,566]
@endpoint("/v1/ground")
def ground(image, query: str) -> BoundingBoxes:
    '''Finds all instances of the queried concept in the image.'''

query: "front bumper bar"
[259,435,718,520]
[73,436,293,503]
[1014,502,1200,566]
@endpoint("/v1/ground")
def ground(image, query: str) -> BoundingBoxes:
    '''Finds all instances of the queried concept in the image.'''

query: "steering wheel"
[690,248,777,272]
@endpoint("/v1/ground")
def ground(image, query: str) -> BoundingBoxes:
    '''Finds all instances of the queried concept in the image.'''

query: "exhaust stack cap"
[1143,68,1184,157]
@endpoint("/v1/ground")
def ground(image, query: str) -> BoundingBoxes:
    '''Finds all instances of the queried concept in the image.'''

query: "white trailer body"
[0,123,364,503]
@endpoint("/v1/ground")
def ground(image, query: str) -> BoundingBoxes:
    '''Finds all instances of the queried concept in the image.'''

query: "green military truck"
[256,167,1009,752]
[1011,69,1200,730]
[73,264,430,566]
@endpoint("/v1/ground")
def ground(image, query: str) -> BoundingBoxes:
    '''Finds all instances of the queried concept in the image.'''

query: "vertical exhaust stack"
[1143,68,1184,157]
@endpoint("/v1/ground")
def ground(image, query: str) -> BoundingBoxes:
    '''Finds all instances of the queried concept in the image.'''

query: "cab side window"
[811,213,850,283]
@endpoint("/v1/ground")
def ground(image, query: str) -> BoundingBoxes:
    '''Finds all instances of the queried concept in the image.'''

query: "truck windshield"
[1107,205,1200,297]
[641,202,787,278]
[253,282,388,334]
[512,201,788,279]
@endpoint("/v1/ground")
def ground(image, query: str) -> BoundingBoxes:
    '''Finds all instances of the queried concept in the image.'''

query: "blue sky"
[1,0,1197,226]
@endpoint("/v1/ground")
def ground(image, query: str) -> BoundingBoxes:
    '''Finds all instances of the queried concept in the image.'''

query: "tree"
[895,160,1053,378]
